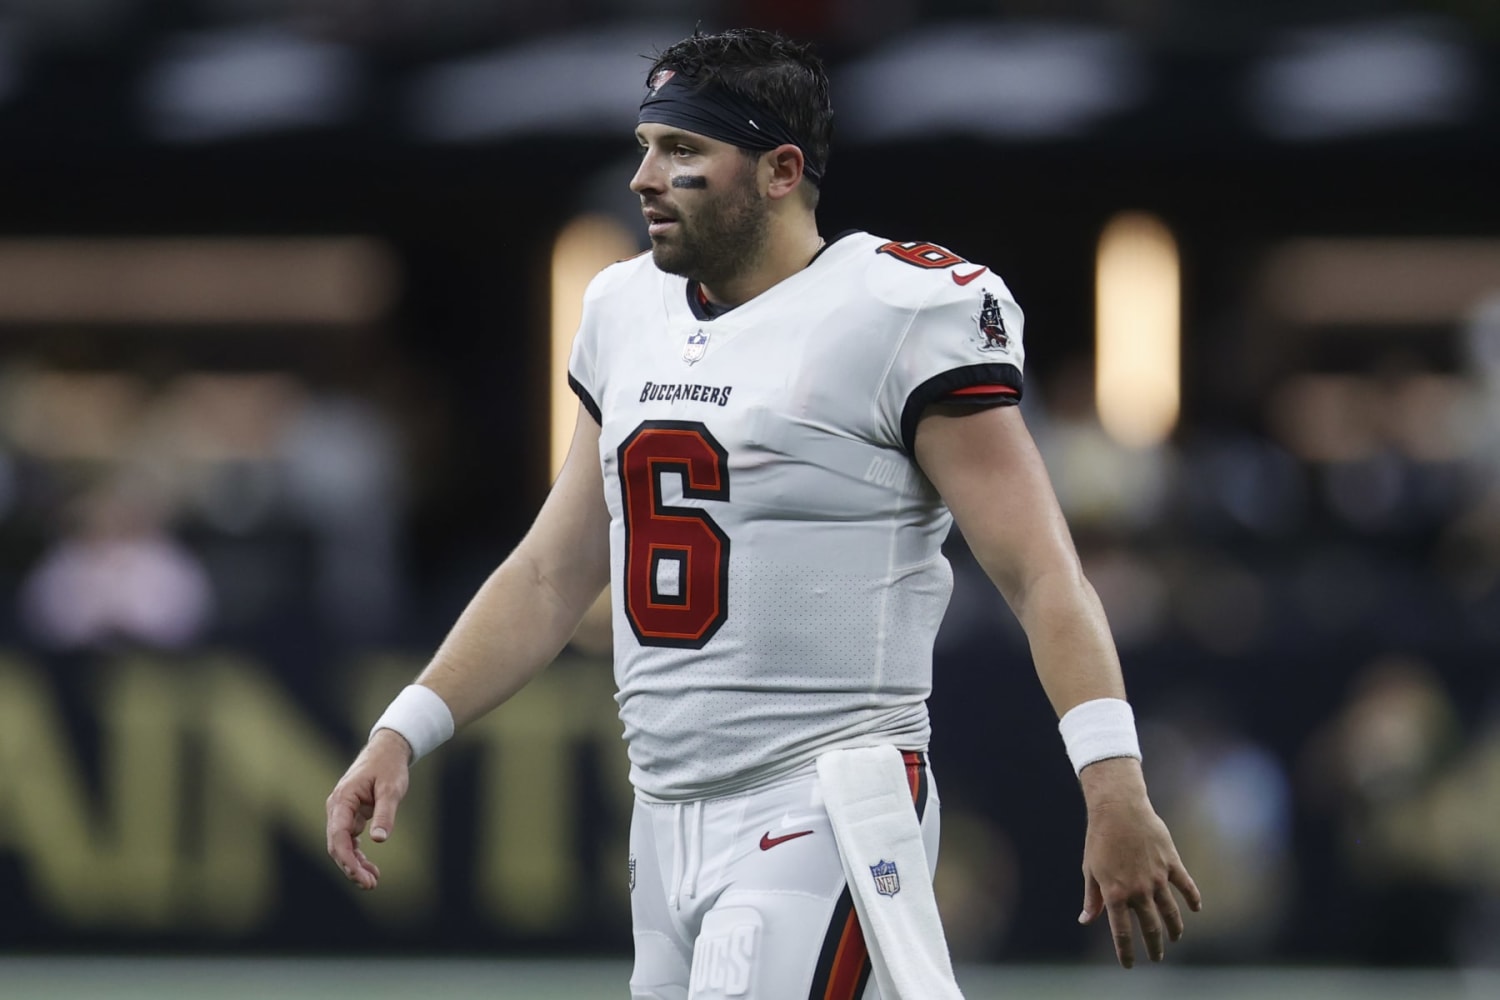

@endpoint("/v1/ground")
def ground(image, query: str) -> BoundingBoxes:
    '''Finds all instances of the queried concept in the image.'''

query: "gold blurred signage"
[0,650,627,935]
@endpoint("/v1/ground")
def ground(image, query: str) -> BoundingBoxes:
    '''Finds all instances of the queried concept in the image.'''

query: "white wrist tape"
[1058,697,1141,776]
[370,684,454,764]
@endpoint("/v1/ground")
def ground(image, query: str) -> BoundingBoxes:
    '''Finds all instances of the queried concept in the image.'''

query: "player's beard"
[649,165,770,288]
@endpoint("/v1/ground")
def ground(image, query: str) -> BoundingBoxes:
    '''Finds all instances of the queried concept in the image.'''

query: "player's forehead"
[635,122,732,150]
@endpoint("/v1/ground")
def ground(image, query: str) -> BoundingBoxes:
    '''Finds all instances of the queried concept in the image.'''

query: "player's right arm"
[325,403,611,889]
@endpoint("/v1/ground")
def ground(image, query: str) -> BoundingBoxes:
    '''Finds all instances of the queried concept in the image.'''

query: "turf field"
[0,958,1494,999]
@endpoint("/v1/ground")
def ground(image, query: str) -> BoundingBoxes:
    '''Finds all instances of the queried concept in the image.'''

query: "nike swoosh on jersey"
[759,829,816,850]
[952,267,987,285]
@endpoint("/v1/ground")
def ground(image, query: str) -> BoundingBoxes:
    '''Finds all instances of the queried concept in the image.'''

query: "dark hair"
[647,28,833,199]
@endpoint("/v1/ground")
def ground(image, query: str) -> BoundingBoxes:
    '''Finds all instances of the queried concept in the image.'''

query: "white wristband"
[1058,697,1141,776]
[370,684,454,764]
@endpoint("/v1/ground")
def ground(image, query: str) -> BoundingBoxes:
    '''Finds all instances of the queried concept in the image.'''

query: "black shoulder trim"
[900,363,1023,455]
[568,374,602,425]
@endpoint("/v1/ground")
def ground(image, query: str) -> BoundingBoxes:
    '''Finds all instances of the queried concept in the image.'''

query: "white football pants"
[627,751,941,1000]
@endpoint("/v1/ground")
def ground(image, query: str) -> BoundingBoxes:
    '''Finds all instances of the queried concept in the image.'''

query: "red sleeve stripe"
[945,384,1019,398]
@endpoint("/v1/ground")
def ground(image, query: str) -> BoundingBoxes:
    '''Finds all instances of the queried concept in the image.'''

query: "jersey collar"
[683,230,863,322]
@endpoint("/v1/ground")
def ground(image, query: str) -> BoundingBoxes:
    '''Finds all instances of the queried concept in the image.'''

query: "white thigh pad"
[688,906,762,999]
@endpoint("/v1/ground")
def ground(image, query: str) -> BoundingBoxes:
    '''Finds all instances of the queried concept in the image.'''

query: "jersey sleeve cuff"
[899,362,1022,455]
[568,373,602,425]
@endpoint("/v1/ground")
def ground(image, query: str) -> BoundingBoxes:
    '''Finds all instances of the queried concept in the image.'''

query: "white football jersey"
[569,231,1025,801]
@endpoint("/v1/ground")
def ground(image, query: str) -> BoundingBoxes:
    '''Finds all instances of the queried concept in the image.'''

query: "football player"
[327,27,1200,999]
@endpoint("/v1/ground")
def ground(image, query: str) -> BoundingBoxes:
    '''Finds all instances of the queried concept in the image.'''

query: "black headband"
[638,69,825,185]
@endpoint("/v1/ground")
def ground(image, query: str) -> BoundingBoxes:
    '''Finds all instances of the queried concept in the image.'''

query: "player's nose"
[630,151,665,196]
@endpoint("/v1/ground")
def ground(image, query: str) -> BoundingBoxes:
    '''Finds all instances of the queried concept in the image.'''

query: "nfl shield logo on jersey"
[683,328,709,365]
[869,859,901,897]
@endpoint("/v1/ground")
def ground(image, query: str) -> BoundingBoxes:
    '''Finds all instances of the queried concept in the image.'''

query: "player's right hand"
[325,728,412,890]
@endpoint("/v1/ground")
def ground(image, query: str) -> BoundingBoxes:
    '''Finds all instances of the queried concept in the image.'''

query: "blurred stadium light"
[837,22,1147,141]
[550,214,636,478]
[1249,18,1477,140]
[1095,212,1180,449]
[0,237,396,324]
[405,23,691,142]
[141,26,362,142]
[1262,239,1500,326]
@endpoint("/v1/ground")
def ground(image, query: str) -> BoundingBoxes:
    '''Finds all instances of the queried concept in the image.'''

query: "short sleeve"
[877,277,1026,455]
[566,277,606,425]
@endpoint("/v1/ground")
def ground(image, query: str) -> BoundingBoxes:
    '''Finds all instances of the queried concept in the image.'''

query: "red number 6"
[617,420,730,648]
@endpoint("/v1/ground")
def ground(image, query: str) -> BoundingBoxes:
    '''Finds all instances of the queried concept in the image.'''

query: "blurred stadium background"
[1,0,1499,996]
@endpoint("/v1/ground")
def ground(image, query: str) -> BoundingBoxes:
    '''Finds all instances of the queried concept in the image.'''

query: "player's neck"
[699,217,824,308]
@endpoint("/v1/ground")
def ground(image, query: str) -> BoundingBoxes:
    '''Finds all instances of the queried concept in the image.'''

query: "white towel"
[816,746,964,1000]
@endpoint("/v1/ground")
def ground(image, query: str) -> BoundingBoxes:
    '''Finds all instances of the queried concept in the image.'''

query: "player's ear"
[764,144,806,202]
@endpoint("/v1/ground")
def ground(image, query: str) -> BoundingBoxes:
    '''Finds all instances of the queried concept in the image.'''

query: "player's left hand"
[1076,758,1201,969]
[325,729,412,891]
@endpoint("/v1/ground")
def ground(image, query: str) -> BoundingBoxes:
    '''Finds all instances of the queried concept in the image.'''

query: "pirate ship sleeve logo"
[974,290,1009,352]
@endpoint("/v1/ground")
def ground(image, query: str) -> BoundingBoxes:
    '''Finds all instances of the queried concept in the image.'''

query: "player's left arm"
[914,402,1202,968]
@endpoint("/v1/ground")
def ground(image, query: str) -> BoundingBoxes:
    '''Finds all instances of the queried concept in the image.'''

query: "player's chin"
[650,243,692,274]
[649,226,683,248]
